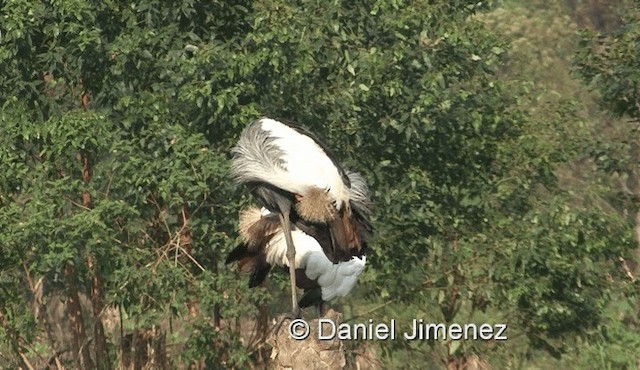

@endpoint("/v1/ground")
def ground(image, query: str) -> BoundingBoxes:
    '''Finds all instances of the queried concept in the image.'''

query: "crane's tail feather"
[225,244,273,288]
[225,244,249,265]
[314,171,372,262]
[248,254,271,288]
[330,205,362,261]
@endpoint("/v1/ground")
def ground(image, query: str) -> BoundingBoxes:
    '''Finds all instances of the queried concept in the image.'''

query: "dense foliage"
[0,0,638,368]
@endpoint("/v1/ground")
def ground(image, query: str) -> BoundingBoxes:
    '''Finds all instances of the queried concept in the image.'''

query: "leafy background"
[1,0,639,368]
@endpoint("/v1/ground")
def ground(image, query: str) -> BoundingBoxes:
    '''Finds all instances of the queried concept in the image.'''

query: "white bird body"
[232,118,349,210]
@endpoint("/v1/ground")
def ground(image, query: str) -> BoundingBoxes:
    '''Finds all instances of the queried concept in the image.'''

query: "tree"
[572,1,640,366]
[0,0,637,368]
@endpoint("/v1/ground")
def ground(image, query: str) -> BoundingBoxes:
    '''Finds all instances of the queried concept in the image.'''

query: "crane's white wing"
[232,118,349,206]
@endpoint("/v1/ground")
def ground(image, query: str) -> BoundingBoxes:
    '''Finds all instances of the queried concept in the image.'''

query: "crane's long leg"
[279,209,301,318]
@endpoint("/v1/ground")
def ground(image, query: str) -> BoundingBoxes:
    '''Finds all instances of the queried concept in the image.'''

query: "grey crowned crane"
[227,118,373,316]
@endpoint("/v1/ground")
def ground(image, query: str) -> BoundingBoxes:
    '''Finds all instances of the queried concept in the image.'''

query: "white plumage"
[232,118,349,209]
[309,255,366,302]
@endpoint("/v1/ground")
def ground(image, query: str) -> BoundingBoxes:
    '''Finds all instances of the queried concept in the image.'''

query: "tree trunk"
[256,302,270,345]
[121,327,167,370]
[64,264,94,369]
[268,309,345,370]
[81,151,110,369]
[634,211,640,269]
[88,255,109,369]
[0,310,34,369]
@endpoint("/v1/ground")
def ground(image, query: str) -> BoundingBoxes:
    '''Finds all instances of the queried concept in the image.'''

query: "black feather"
[248,254,271,288]
[247,181,295,215]
[225,244,248,264]
[299,287,323,308]
[292,219,340,263]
